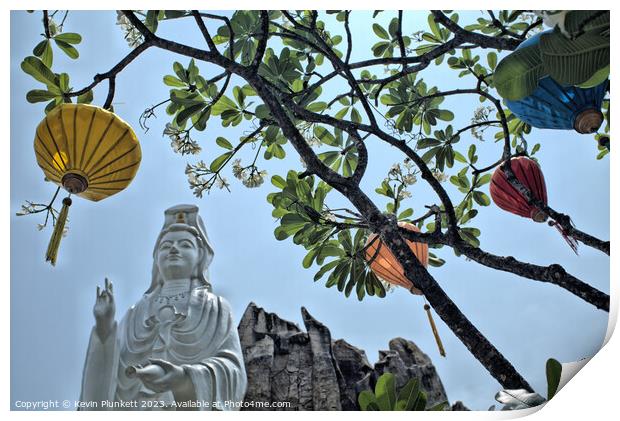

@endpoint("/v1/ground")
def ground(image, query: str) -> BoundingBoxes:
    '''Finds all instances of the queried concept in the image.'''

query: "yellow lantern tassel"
[46,197,72,266]
[424,304,446,357]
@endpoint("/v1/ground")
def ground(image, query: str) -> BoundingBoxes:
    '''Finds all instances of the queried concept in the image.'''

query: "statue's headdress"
[145,204,214,293]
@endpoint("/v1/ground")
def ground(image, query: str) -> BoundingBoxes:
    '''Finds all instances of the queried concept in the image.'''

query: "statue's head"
[145,204,214,293]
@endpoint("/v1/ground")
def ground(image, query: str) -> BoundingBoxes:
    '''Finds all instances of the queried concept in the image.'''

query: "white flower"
[116,11,144,48]
[232,159,246,179]
[187,173,199,185]
[433,170,448,183]
[242,170,266,188]
[215,176,230,190]
[305,133,322,147]
[322,213,337,223]
[389,163,401,176]
[398,189,412,200]
[403,174,417,185]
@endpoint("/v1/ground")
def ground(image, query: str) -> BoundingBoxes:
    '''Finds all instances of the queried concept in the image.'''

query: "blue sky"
[10,10,610,410]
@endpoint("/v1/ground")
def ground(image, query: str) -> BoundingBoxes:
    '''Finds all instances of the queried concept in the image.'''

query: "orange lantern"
[364,222,445,357]
[365,222,428,294]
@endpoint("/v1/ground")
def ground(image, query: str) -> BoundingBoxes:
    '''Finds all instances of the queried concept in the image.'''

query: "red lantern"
[490,156,578,253]
[490,156,548,222]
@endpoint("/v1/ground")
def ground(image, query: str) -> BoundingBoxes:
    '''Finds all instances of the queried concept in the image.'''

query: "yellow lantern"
[33,103,142,265]
[364,222,446,357]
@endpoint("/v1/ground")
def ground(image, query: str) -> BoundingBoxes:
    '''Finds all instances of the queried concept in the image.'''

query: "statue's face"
[156,230,200,281]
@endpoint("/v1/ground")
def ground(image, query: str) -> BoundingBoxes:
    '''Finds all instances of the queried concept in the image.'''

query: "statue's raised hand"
[94,278,115,341]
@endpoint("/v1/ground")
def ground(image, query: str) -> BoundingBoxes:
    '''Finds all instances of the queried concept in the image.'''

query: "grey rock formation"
[238,302,457,411]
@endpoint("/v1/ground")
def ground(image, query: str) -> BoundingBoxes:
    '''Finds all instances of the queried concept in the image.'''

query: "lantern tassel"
[46,197,72,266]
[424,304,446,357]
[549,219,579,255]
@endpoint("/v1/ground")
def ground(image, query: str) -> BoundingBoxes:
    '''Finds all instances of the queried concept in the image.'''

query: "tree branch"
[398,228,610,312]
[68,41,152,98]
[502,161,610,255]
[251,11,270,71]
[191,10,218,52]
[396,11,407,61]
[431,10,521,50]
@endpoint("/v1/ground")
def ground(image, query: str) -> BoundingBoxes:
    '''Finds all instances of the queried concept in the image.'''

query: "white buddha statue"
[80,204,247,410]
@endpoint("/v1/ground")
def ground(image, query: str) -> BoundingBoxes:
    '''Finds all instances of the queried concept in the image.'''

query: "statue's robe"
[80,288,246,410]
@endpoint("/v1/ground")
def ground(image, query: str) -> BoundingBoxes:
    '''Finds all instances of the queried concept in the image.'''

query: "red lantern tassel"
[549,219,579,255]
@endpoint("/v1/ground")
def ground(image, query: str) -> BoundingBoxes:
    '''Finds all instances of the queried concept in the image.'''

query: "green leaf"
[26,89,57,103]
[428,401,448,411]
[21,56,57,86]
[210,95,238,116]
[437,109,454,121]
[33,40,47,56]
[398,208,413,219]
[165,10,187,19]
[358,390,378,411]
[314,126,339,147]
[476,174,492,187]
[418,138,441,149]
[163,75,186,87]
[216,136,233,150]
[413,391,427,410]
[271,175,286,189]
[58,73,69,92]
[176,102,205,126]
[493,43,543,101]
[307,101,327,112]
[356,273,366,301]
[539,31,609,86]
[373,23,390,40]
[564,10,609,36]
[372,41,390,57]
[53,32,82,44]
[427,13,442,40]
[302,248,318,269]
[576,64,609,88]
[77,90,93,104]
[54,39,79,59]
[40,40,53,68]
[209,151,233,172]
[546,358,562,400]
[460,209,478,224]
[145,10,160,33]
[487,51,497,70]
[395,378,420,411]
[318,244,345,259]
[314,260,340,281]
[375,373,397,410]
[428,254,445,267]
[173,61,188,82]
[473,191,490,206]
